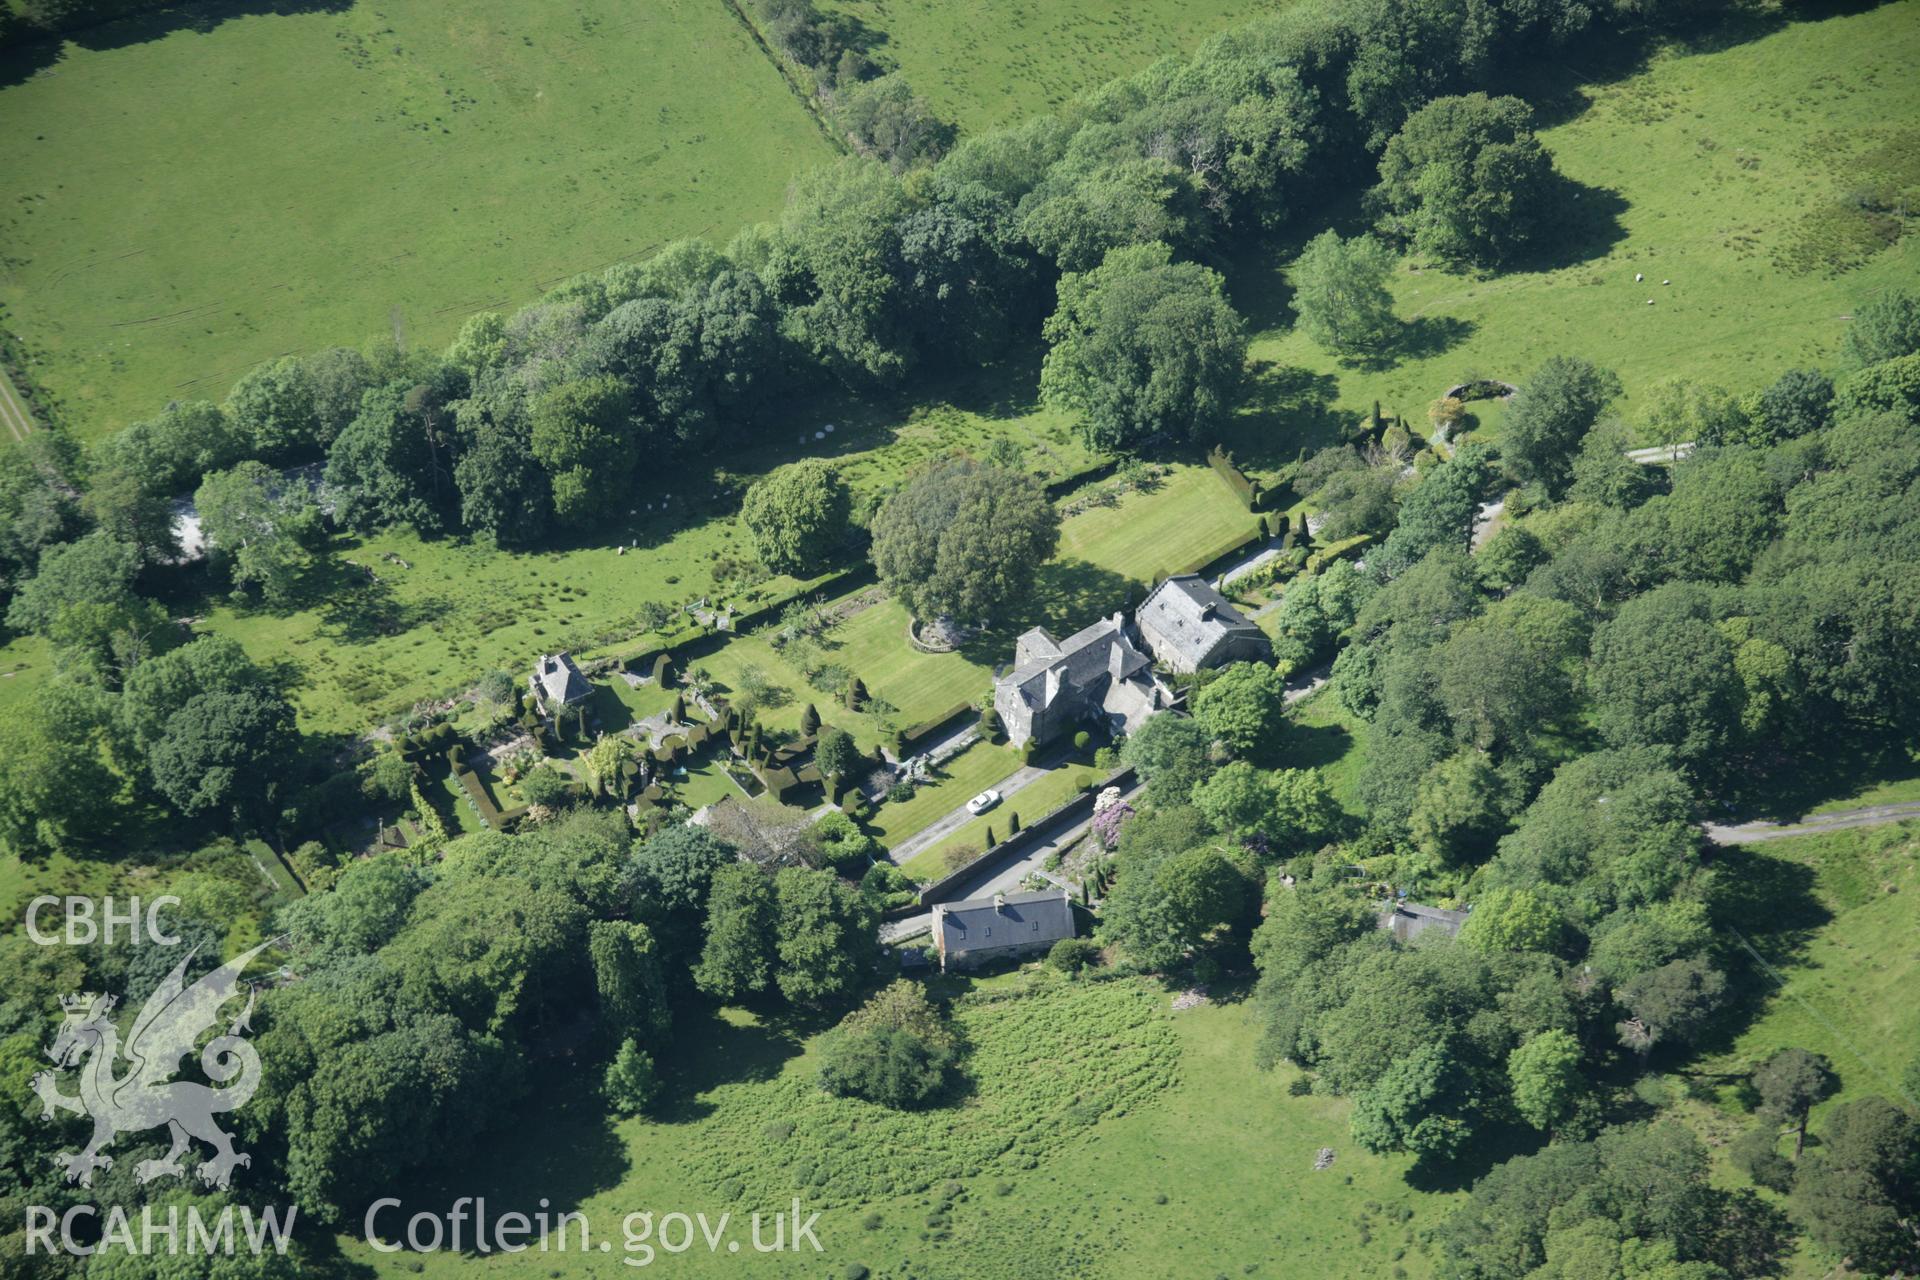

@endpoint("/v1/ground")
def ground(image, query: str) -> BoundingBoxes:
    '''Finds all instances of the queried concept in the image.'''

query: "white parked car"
[965,789,1002,816]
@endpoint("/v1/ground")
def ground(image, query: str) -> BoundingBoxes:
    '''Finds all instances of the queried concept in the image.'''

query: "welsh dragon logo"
[33,939,275,1189]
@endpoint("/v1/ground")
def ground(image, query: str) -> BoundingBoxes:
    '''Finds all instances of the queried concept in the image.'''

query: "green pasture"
[0,633,48,717]
[0,0,831,439]
[1691,822,1920,1113]
[822,0,1273,131]
[340,975,1448,1279]
[1663,821,1920,1276]
[1239,0,1920,446]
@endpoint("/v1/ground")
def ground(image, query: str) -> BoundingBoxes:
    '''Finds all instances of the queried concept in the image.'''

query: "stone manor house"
[993,574,1270,749]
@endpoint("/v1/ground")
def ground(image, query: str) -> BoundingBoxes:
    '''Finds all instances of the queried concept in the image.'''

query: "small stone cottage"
[934,889,1076,971]
[529,652,590,714]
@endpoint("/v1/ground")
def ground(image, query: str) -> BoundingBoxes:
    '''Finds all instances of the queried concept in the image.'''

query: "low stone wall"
[915,765,1137,908]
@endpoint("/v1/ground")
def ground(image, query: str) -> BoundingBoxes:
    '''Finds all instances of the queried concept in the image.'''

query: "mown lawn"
[901,761,1100,879]
[337,976,1451,1279]
[1233,1,1920,454]
[0,0,833,439]
[1053,464,1259,591]
[867,739,1026,849]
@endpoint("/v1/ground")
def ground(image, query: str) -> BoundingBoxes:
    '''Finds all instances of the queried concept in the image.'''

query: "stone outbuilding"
[530,652,590,714]
[1378,901,1470,944]
[934,889,1076,971]
[1134,574,1271,674]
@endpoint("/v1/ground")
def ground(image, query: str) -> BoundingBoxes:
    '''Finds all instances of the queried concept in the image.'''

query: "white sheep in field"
[1635,273,1644,282]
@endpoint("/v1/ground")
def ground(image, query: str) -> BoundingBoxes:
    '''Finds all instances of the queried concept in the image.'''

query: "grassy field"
[1660,821,1920,1277]
[822,0,1273,131]
[338,973,1452,1279]
[1692,822,1920,1112]
[1236,1,1920,450]
[1277,687,1370,819]
[0,0,833,439]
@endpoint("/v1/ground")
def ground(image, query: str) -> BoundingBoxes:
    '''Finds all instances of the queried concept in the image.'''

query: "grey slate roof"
[1137,574,1263,667]
[1378,902,1470,944]
[1000,617,1153,712]
[937,889,1075,956]
[532,652,590,706]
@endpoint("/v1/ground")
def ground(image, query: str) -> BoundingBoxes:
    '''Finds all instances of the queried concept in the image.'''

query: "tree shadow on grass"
[0,0,354,89]
[940,343,1048,422]
[1664,841,1829,1063]
[962,559,1137,654]
[1404,1118,1544,1194]
[1222,362,1348,472]
[1504,174,1631,273]
[312,569,450,645]
[1334,314,1479,374]
[1720,729,1919,823]
[1272,718,1356,776]
[656,1004,807,1124]
[366,1069,632,1256]
[1391,313,1477,364]
[1702,840,1830,964]
[587,683,635,734]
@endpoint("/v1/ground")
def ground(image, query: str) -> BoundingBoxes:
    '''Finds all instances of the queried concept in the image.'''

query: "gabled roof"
[533,652,590,705]
[1000,615,1150,710]
[1137,574,1263,665]
[937,889,1075,955]
[1378,902,1469,944]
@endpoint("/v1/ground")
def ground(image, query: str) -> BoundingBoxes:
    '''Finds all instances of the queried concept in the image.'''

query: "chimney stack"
[993,893,1006,913]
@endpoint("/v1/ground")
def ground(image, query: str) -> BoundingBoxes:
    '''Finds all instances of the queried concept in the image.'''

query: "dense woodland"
[3,0,1919,1273]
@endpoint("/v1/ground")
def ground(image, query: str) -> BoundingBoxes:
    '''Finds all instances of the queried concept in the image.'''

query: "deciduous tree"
[740,459,852,575]
[1041,241,1247,450]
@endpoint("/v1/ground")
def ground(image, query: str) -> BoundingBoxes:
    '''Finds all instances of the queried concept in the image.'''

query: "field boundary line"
[716,0,847,153]
[0,365,35,442]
